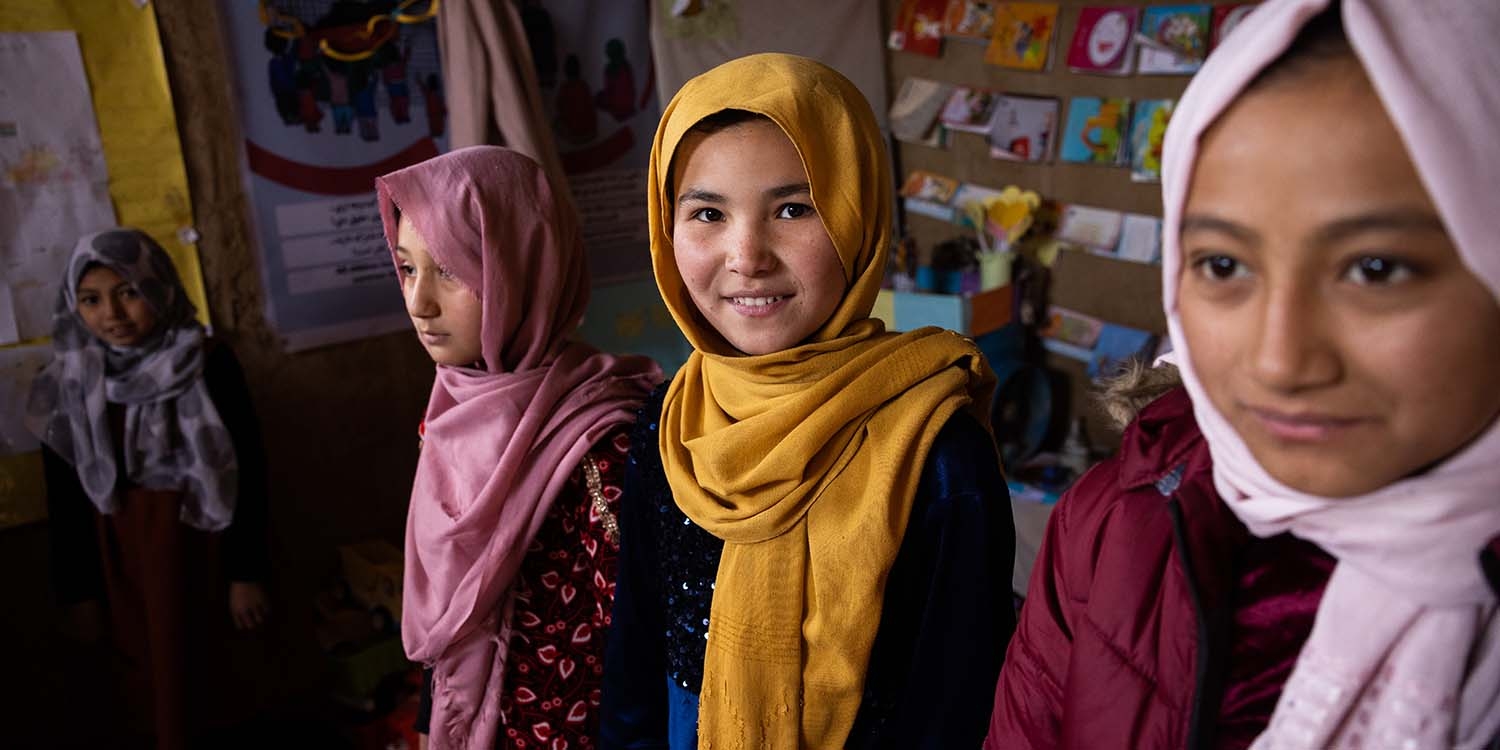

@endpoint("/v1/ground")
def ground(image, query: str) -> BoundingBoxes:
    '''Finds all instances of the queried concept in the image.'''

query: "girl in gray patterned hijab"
[26,228,238,531]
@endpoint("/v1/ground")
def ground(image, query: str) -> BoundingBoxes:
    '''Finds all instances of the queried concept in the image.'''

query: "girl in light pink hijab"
[377,146,660,749]
[990,1,1499,747]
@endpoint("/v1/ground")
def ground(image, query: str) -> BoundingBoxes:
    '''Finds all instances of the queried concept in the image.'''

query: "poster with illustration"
[223,0,447,351]
[523,0,660,281]
[1059,97,1129,165]
[1128,99,1174,182]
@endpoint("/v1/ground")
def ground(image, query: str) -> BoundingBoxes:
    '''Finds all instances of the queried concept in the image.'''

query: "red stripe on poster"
[245,138,440,195]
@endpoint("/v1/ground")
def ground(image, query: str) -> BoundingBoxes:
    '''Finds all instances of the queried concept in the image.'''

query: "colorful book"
[985,2,1060,71]
[1056,204,1124,250]
[1128,99,1174,182]
[1067,6,1140,75]
[900,170,962,222]
[1115,214,1163,264]
[940,87,1001,134]
[888,0,949,58]
[890,77,957,145]
[1136,4,1211,75]
[1042,306,1105,349]
[1211,2,1259,50]
[1059,97,1129,165]
[987,95,1059,162]
[943,0,998,41]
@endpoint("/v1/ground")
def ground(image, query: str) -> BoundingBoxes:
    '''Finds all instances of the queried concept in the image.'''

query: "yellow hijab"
[649,53,998,748]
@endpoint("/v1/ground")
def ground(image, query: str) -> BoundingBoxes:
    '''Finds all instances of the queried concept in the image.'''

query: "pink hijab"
[377,146,660,749]
[1161,1,1500,747]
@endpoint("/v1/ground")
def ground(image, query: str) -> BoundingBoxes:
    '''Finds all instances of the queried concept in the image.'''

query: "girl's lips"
[1245,406,1369,443]
[419,330,450,345]
[725,294,791,318]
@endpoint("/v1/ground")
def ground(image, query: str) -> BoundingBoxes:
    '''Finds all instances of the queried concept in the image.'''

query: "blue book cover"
[1137,4,1211,75]
[1060,96,1129,165]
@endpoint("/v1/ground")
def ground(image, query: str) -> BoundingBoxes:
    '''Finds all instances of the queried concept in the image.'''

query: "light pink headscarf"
[1161,2,1500,747]
[377,146,661,750]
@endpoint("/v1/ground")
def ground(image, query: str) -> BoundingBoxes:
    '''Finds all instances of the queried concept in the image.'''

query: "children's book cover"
[987,95,1059,162]
[985,3,1060,71]
[1057,204,1124,249]
[1059,97,1129,165]
[901,170,961,203]
[1066,6,1139,75]
[890,77,957,145]
[1042,307,1105,349]
[1115,213,1162,264]
[1136,4,1211,75]
[1211,2,1259,50]
[889,0,949,58]
[940,87,1001,134]
[1128,99,1174,182]
[900,170,962,221]
[943,0,998,41]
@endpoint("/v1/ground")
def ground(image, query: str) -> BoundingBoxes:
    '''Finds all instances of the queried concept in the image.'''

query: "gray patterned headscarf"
[25,229,238,531]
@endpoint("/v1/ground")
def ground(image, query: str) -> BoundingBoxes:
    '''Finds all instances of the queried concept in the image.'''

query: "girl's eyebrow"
[1311,210,1446,245]
[394,246,412,256]
[1181,214,1259,244]
[678,188,724,205]
[765,182,811,199]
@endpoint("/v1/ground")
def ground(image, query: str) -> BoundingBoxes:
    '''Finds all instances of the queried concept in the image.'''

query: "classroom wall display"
[0,1,208,528]
[223,0,446,352]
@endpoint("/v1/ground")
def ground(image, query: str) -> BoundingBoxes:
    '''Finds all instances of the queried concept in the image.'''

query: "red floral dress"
[503,428,630,750]
[417,427,629,749]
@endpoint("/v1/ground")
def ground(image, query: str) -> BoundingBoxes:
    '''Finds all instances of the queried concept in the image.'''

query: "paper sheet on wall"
[0,31,117,343]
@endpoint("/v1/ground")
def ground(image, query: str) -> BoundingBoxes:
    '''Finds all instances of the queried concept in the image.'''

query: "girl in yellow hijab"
[601,53,1016,749]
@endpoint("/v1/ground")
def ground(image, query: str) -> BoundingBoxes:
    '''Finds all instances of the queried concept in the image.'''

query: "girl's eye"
[689,207,724,223]
[398,263,416,278]
[1193,254,1248,282]
[776,203,814,220]
[1343,256,1413,286]
[78,296,99,307]
[119,287,141,299]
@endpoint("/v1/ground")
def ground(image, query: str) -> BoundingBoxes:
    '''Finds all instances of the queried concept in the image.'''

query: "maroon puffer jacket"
[986,387,1500,749]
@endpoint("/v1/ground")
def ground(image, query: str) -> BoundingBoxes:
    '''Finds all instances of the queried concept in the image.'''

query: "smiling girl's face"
[670,117,847,356]
[395,216,485,368]
[1177,56,1500,497]
[75,265,158,348]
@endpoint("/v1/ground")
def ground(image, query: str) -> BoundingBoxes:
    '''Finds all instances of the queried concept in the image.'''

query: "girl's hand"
[229,581,271,630]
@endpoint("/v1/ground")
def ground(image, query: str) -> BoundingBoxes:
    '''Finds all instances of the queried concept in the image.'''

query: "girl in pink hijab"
[988,1,1500,747]
[377,145,661,749]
